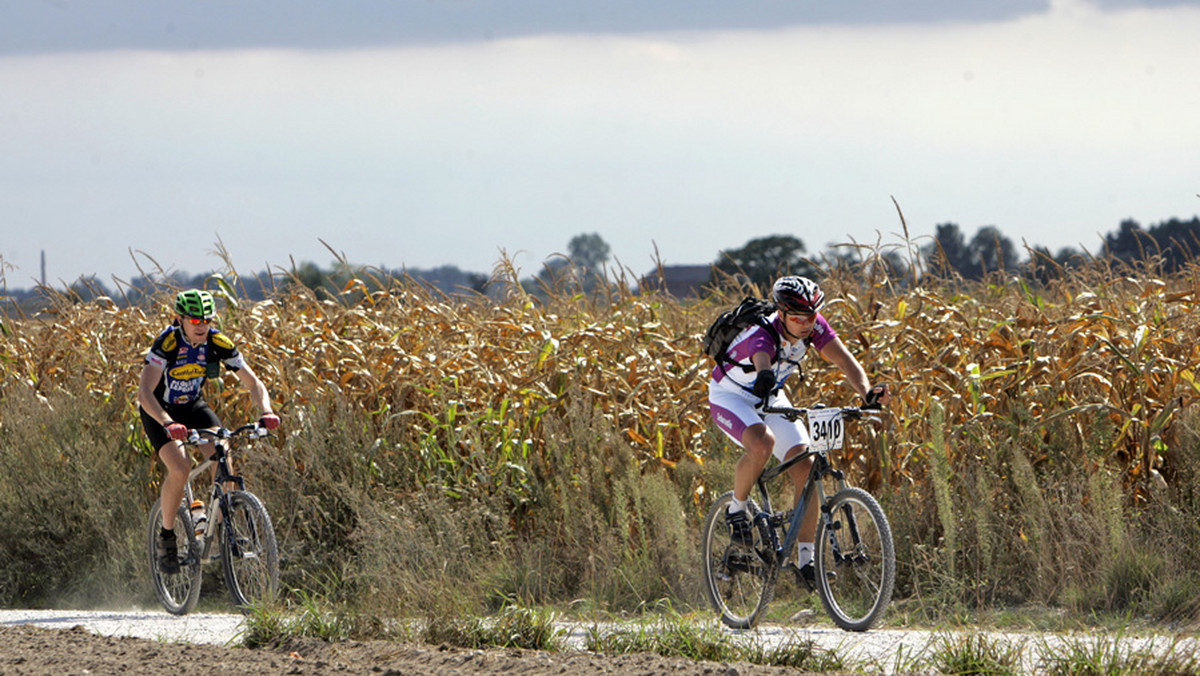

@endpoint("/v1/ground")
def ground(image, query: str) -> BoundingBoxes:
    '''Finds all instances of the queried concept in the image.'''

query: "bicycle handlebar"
[184,422,272,445]
[759,403,883,423]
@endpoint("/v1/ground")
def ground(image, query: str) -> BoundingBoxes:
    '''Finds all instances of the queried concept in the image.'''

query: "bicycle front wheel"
[701,491,777,629]
[220,490,280,610]
[147,498,203,615]
[814,487,894,631]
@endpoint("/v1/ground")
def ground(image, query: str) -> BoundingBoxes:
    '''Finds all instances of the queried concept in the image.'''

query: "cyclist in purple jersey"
[138,289,280,574]
[708,276,890,583]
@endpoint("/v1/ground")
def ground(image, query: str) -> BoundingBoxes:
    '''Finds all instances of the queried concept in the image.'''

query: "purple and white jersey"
[710,311,837,394]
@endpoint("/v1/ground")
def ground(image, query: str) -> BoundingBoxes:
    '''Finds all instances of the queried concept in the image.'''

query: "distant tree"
[713,234,815,289]
[536,232,612,292]
[1152,216,1200,269]
[568,233,611,272]
[923,223,970,278]
[65,275,110,303]
[405,265,489,295]
[923,223,1018,280]
[1106,216,1200,273]
[290,261,335,298]
[1026,245,1085,285]
[970,225,1019,277]
[1103,219,1153,268]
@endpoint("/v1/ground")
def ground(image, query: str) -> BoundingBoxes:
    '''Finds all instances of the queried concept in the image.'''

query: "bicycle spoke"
[147,500,203,615]
[814,488,894,631]
[701,493,777,629]
[221,491,279,610]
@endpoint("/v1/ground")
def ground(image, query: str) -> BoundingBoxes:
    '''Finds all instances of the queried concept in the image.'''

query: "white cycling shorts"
[708,381,811,461]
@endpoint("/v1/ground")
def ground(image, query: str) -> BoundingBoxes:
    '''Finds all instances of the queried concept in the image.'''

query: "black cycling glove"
[752,369,777,399]
[863,384,887,408]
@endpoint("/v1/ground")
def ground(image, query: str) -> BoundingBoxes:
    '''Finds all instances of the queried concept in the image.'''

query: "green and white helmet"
[175,289,216,319]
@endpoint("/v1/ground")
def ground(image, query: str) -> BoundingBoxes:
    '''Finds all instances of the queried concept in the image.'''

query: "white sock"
[728,497,748,514]
[796,542,813,567]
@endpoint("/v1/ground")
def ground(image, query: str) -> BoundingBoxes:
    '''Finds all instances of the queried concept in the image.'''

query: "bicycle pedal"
[724,552,753,574]
[793,564,836,592]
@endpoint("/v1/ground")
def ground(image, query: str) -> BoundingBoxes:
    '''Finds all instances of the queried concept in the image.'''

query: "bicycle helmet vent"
[772,276,825,314]
[175,289,216,319]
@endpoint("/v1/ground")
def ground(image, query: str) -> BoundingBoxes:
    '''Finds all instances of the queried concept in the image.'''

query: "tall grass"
[2,250,1199,628]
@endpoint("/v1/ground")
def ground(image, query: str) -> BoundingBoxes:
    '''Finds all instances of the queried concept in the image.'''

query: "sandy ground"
[3,608,1195,675]
[0,623,863,676]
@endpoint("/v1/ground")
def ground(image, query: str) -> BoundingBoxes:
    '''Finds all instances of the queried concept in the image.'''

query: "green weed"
[929,631,1025,676]
[1039,633,1200,676]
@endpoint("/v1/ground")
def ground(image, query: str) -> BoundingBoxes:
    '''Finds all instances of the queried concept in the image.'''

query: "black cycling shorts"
[139,401,222,453]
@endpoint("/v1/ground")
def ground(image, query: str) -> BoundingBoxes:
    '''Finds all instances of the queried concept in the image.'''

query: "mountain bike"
[701,403,894,631]
[147,422,280,615]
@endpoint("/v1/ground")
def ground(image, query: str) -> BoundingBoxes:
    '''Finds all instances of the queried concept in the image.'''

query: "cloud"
[2,0,1050,54]
[3,0,1199,284]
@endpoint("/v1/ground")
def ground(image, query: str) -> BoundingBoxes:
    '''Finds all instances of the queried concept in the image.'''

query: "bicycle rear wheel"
[220,490,279,610]
[814,487,894,631]
[701,491,777,629]
[147,499,203,615]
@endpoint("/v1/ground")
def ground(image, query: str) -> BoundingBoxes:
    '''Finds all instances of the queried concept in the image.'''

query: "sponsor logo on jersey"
[161,331,177,353]
[211,332,235,351]
[717,413,734,430]
[168,363,206,380]
[166,377,200,405]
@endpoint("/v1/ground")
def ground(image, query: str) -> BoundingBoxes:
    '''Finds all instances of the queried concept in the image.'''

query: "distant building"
[640,265,711,298]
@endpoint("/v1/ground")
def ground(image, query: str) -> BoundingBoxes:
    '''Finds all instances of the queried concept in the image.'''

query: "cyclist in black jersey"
[138,289,280,574]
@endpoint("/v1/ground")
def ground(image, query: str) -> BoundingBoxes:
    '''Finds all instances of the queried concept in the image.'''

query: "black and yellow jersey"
[144,324,247,407]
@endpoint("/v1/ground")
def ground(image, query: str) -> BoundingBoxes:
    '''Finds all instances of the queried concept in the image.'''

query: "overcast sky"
[2,0,1199,288]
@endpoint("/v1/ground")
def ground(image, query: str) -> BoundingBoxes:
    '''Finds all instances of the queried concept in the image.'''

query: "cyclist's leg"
[186,401,224,513]
[151,435,189,574]
[709,388,775,503]
[710,388,776,547]
[157,442,191,529]
[143,403,221,529]
[764,409,816,555]
[141,407,189,530]
[781,446,816,538]
[733,424,775,501]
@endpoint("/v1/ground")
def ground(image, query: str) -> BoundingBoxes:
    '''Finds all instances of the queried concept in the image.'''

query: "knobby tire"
[701,491,777,629]
[220,490,280,611]
[147,499,203,615]
[814,487,894,631]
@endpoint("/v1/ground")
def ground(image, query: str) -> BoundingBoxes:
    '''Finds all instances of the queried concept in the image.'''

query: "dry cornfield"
[4,261,1198,497]
[3,256,1200,615]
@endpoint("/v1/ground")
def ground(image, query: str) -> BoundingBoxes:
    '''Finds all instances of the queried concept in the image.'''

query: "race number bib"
[807,408,845,453]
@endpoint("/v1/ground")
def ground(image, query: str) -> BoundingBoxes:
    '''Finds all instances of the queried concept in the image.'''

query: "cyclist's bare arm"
[233,364,274,416]
[816,336,874,400]
[138,362,172,426]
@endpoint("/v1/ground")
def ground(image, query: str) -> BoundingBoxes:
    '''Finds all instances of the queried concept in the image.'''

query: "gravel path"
[2,608,1196,675]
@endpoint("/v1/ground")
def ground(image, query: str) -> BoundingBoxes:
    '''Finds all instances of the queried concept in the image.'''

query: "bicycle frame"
[752,447,838,567]
[703,402,894,631]
[752,405,875,568]
[181,425,260,562]
[151,421,280,615]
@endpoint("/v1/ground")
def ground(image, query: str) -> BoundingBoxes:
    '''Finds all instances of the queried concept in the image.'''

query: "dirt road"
[0,621,846,676]
[1,608,1194,675]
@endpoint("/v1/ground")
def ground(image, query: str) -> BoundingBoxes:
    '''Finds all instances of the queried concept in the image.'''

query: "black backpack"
[702,296,780,375]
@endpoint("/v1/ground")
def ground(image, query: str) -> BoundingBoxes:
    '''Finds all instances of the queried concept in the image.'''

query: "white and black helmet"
[772,276,825,314]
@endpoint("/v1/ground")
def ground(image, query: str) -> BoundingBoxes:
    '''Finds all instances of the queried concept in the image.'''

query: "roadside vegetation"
[2,235,1199,672]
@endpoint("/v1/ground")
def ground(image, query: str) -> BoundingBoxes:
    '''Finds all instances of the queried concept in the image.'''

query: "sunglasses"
[181,316,213,325]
